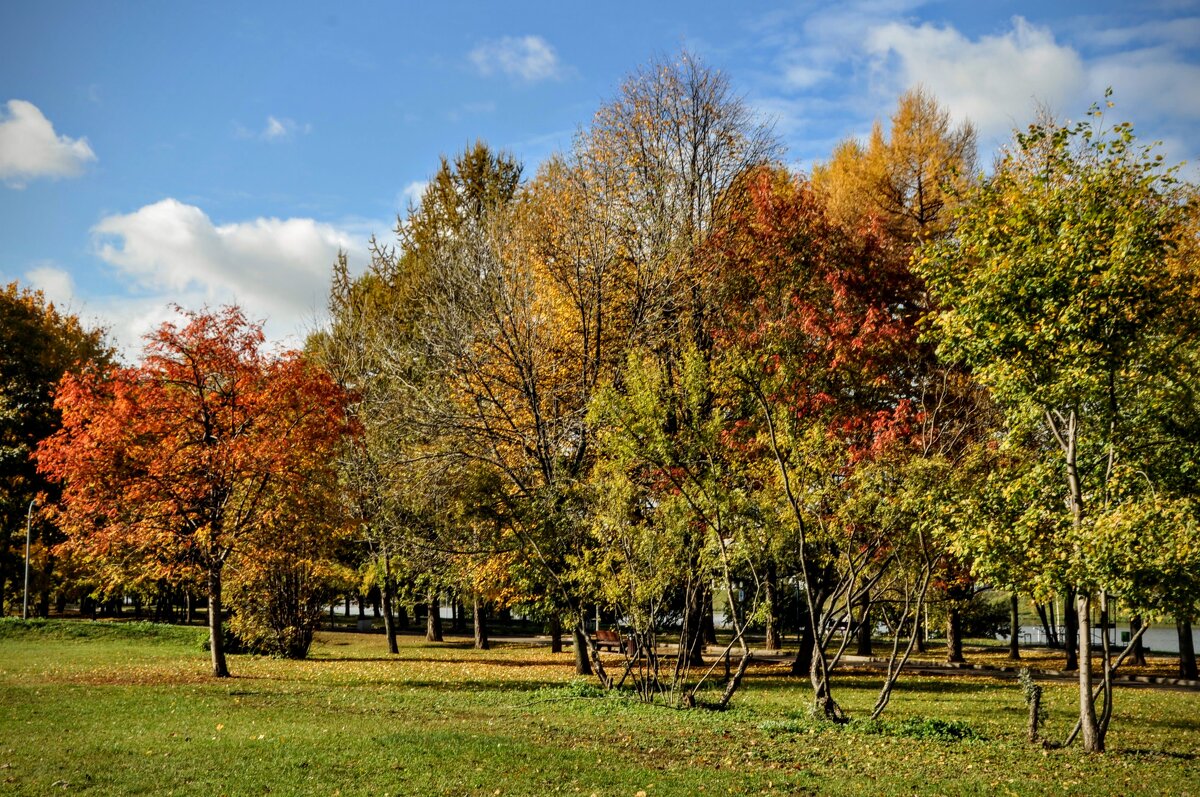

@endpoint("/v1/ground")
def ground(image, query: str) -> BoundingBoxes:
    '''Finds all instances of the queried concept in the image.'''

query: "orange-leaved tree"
[37,306,350,677]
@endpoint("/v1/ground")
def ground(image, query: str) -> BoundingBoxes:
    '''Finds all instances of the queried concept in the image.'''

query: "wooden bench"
[591,628,630,654]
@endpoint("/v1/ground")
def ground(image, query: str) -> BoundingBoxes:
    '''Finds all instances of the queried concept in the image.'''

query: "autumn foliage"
[37,306,350,675]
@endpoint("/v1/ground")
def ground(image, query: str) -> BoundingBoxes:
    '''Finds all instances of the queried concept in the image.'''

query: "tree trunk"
[1129,615,1147,667]
[207,569,230,678]
[855,592,873,657]
[764,563,781,651]
[452,600,466,633]
[396,603,408,630]
[792,595,824,677]
[425,592,442,642]
[549,612,563,654]
[380,572,399,655]
[683,588,706,666]
[792,623,815,677]
[946,603,965,663]
[185,592,194,625]
[572,617,592,676]
[702,596,718,646]
[1009,593,1021,660]
[357,594,366,619]
[473,594,489,650]
[1063,589,1079,671]
[1077,591,1102,752]
[1178,618,1198,680]
[1035,601,1056,647]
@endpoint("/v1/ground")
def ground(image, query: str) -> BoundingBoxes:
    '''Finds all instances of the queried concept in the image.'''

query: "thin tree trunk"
[396,603,408,630]
[1178,618,1198,680]
[764,563,781,651]
[425,591,442,642]
[380,567,399,655]
[702,596,717,646]
[1064,589,1079,671]
[1009,593,1021,660]
[683,587,706,666]
[1035,601,1055,647]
[1077,591,1102,752]
[473,594,489,650]
[208,569,229,678]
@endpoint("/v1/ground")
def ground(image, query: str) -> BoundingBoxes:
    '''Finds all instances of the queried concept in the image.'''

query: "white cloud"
[91,199,365,350]
[264,116,290,139]
[236,115,311,142]
[865,17,1087,141]
[398,180,428,211]
[24,263,75,307]
[469,35,565,82]
[0,99,96,188]
[1088,49,1200,121]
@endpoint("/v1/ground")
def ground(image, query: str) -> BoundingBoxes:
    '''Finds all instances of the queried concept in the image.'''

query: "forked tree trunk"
[1035,601,1057,647]
[208,569,229,678]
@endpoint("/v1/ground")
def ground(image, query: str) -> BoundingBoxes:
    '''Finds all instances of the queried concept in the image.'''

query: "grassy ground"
[0,620,1196,796]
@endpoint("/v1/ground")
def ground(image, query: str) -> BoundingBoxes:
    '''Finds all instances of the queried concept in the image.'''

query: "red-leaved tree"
[37,306,349,677]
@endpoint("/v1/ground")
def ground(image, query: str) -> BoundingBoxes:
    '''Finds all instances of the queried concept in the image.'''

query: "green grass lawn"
[1,620,1196,796]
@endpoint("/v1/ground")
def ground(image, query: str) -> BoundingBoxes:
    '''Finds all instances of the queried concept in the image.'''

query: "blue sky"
[3,0,1198,354]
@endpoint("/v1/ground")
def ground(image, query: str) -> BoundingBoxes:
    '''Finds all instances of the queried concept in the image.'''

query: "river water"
[1016,624,1197,655]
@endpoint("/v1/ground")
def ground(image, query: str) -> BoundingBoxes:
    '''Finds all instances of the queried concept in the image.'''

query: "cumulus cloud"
[91,199,363,349]
[0,100,96,187]
[469,35,565,82]
[24,263,76,308]
[865,17,1087,140]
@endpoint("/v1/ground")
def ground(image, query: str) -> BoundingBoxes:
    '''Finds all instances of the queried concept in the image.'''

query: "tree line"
[4,56,1198,754]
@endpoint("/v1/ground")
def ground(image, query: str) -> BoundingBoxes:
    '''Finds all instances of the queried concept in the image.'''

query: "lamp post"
[23,498,35,620]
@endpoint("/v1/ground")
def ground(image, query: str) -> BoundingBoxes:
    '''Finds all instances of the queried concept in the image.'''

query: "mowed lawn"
[1,621,1197,796]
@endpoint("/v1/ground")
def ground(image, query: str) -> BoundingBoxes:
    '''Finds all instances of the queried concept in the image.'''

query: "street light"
[23,498,35,620]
